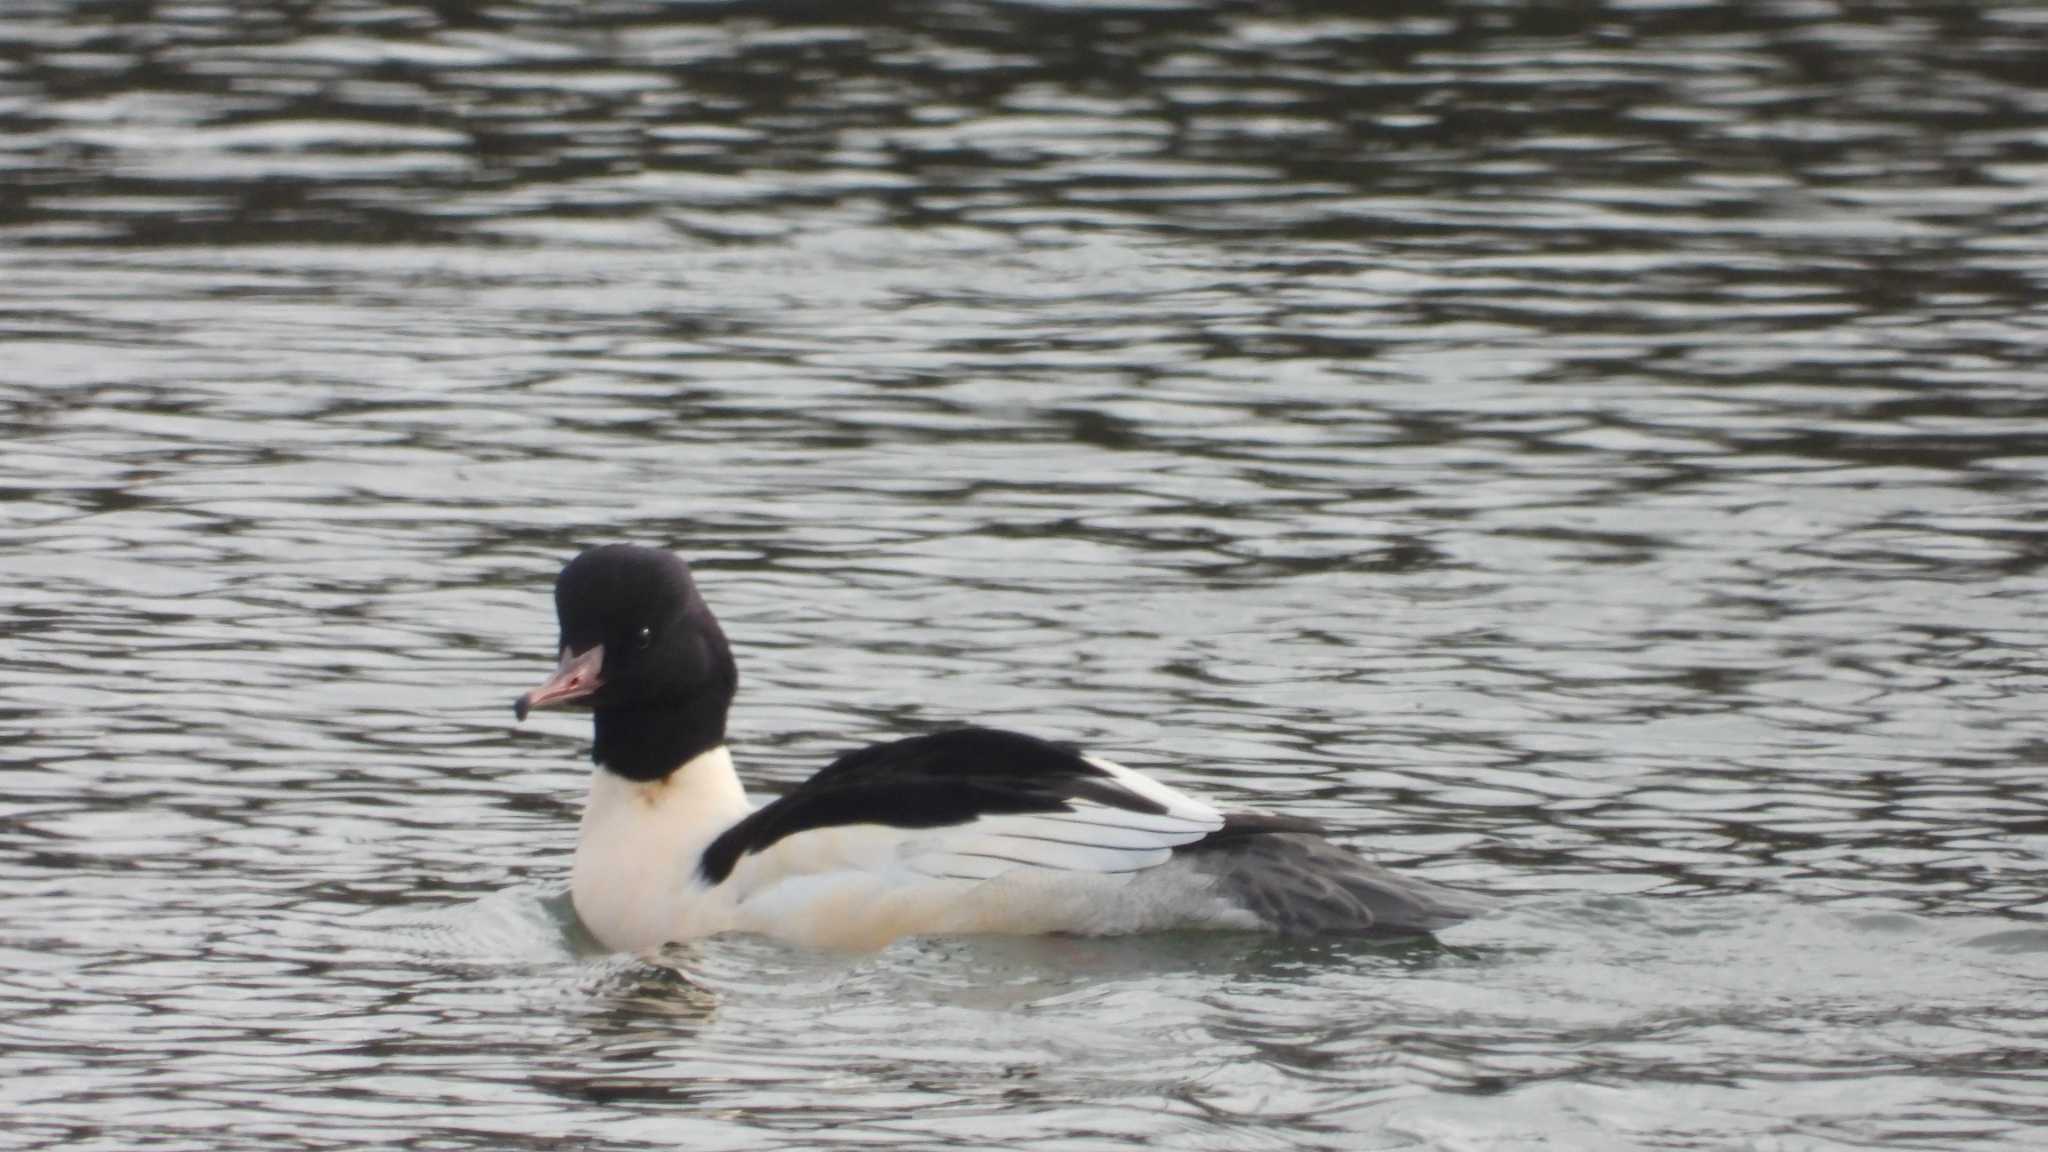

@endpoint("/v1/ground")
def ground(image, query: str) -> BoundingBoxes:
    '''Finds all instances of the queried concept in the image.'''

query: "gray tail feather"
[1177,818,1492,936]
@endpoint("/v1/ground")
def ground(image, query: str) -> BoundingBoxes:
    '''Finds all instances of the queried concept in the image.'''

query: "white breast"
[570,747,751,952]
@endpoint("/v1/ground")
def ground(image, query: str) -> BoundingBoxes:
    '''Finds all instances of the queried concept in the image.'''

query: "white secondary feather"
[1082,755,1222,821]
[960,810,1219,849]
[728,754,1225,890]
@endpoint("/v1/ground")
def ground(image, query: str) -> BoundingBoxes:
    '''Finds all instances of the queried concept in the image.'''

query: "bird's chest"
[570,774,736,951]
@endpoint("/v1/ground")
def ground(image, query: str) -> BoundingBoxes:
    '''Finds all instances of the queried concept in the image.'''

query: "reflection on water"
[3,1,2046,1149]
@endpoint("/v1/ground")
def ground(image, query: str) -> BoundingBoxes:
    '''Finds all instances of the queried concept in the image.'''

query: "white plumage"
[569,746,1243,952]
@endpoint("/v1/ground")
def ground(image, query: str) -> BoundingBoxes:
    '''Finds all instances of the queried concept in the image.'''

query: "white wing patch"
[897,756,1224,883]
[723,755,1227,895]
[1082,755,1220,821]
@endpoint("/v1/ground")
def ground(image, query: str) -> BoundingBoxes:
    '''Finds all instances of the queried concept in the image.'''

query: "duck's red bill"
[514,644,605,720]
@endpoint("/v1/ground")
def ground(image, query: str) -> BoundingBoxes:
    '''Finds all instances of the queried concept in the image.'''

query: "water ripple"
[3,1,2046,1149]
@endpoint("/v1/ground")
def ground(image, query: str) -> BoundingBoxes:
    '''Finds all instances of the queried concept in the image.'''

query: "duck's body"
[516,545,1485,953]
[568,744,1259,951]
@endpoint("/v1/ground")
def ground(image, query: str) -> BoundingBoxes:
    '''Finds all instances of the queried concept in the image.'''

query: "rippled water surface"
[5,1,2047,1148]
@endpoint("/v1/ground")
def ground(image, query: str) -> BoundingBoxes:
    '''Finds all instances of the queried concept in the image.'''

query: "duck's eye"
[635,626,654,650]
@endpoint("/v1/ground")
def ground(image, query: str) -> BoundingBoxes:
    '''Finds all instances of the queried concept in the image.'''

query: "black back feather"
[697,727,1167,884]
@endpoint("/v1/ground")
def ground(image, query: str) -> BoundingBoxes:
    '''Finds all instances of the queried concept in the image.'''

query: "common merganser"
[514,544,1486,952]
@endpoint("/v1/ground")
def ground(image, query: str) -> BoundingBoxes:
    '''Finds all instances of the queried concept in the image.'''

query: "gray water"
[4,1,2046,1148]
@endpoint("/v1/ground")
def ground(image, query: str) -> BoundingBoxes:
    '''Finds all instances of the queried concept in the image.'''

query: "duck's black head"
[514,544,737,781]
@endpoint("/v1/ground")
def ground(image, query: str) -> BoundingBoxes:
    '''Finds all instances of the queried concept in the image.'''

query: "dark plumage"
[1182,824,1490,935]
[698,727,1171,883]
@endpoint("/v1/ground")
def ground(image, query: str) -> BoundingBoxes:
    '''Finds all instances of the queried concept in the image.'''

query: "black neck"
[591,695,729,782]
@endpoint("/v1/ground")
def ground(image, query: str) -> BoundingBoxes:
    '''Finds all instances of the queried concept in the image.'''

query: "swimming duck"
[514,544,1485,952]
